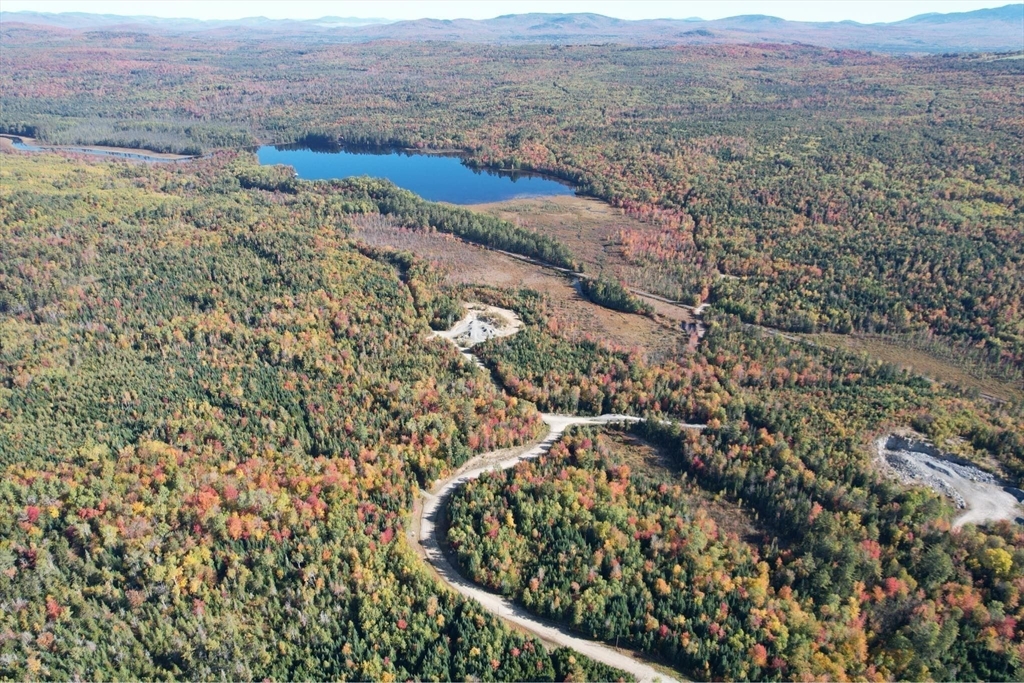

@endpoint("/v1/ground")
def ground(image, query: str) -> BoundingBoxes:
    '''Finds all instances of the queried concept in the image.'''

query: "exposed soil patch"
[877,434,1024,528]
[602,428,679,474]
[352,214,688,360]
[432,302,522,348]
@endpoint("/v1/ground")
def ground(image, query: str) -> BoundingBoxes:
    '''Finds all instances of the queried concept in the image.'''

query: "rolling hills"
[2,4,1022,52]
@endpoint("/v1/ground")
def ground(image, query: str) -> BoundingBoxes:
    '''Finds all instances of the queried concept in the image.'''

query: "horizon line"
[2,3,1021,28]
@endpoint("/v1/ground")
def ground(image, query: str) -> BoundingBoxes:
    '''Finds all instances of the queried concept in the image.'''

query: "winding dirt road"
[419,414,686,683]
[419,306,701,682]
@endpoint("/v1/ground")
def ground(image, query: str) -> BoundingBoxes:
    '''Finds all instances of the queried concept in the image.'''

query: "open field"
[473,196,1022,403]
[812,332,1023,403]
[469,194,700,303]
[352,214,689,359]
[356,204,1022,406]
[469,195,651,275]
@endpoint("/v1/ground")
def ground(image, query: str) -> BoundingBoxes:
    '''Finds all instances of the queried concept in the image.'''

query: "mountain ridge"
[1,4,1022,52]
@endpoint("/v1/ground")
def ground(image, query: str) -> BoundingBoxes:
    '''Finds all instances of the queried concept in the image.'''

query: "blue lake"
[257,144,576,204]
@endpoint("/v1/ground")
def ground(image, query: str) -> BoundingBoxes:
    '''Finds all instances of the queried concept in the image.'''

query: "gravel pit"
[430,302,522,349]
[877,434,1024,528]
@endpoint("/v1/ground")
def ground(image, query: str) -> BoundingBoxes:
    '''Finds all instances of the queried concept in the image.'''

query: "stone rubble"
[877,434,1011,521]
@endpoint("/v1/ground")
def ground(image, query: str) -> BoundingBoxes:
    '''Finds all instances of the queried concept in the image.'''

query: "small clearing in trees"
[877,434,1024,528]
[432,303,522,349]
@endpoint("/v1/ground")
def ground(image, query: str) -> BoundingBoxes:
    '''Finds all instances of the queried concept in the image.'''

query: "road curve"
[422,307,701,681]
[419,413,685,683]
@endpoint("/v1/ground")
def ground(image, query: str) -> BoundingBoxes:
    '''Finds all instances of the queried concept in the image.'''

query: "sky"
[1,1,1017,24]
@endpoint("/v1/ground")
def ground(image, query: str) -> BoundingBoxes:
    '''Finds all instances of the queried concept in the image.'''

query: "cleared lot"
[878,434,1024,528]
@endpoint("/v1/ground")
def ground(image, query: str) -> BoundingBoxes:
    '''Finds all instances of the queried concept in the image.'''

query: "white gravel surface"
[877,435,1023,528]
[431,303,523,349]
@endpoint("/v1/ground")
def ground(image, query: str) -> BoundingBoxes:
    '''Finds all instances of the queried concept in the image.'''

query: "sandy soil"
[877,434,1024,528]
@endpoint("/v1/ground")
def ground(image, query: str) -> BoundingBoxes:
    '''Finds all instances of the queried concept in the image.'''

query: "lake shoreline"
[0,134,198,161]
[260,138,585,188]
[257,142,578,204]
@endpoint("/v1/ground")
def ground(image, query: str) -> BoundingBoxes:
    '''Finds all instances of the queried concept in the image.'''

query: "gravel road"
[423,306,698,681]
[419,413,684,683]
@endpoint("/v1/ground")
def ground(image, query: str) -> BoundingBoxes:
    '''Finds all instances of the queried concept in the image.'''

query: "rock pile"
[878,435,998,510]
[454,318,503,347]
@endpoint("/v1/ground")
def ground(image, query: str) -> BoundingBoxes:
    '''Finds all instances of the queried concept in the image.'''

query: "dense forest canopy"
[1,15,1023,682]
[460,306,1024,680]
[2,29,1021,378]
[0,152,631,681]
[2,128,1024,683]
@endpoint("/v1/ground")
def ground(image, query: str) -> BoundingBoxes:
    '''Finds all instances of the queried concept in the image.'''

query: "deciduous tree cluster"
[0,152,625,681]
[466,304,1024,679]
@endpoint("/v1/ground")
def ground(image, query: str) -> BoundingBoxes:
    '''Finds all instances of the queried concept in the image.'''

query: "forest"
[0,152,632,681]
[1,28,1022,378]
[1,17,1023,682]
[2,129,1023,683]
[458,306,1024,680]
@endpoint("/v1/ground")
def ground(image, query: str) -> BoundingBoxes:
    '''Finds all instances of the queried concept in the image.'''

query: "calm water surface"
[257,144,575,204]
[5,136,186,162]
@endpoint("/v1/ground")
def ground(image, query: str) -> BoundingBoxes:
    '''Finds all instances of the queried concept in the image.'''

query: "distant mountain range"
[2,5,1022,53]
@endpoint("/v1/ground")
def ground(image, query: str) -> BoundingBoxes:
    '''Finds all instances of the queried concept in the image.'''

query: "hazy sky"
[2,1,1016,24]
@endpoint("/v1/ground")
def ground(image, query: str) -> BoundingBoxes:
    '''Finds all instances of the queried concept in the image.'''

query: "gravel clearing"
[877,434,1024,528]
[431,302,522,349]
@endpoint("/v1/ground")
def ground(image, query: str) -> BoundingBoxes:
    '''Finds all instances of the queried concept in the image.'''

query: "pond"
[3,135,191,162]
[256,143,576,204]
